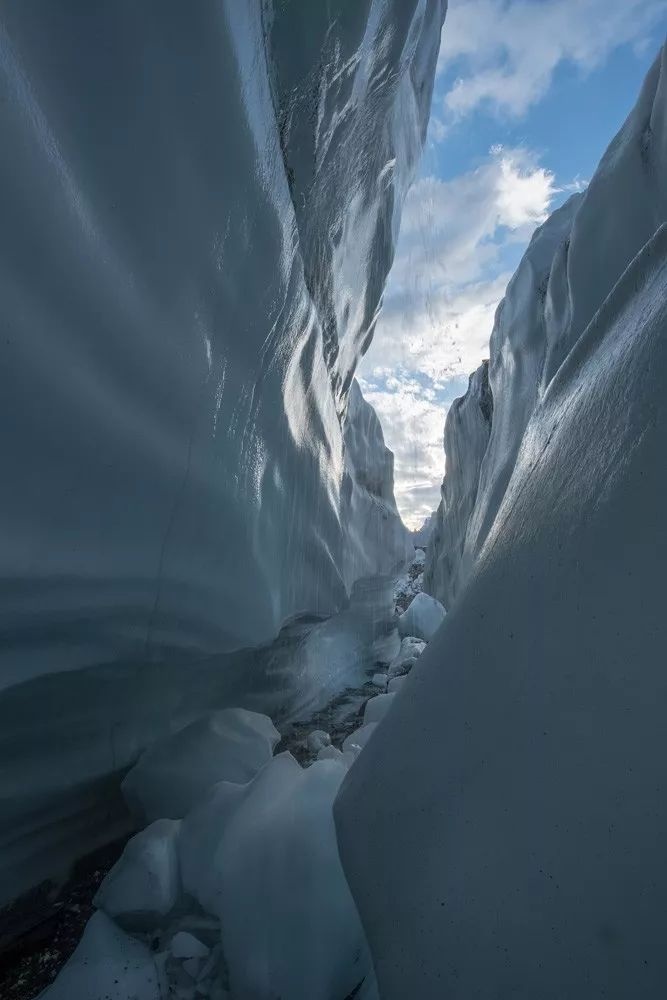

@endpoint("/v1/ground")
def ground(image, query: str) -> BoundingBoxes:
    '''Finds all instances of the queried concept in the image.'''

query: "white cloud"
[437,0,667,120]
[359,370,467,529]
[360,144,559,526]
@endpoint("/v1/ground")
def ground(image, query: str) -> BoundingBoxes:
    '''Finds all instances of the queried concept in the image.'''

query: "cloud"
[437,0,667,120]
[359,144,559,525]
[366,145,554,379]
[359,369,468,529]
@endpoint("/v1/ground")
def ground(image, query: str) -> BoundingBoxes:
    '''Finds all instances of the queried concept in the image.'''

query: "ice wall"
[337,44,667,998]
[423,360,492,607]
[0,0,444,903]
[426,42,667,610]
[342,381,414,588]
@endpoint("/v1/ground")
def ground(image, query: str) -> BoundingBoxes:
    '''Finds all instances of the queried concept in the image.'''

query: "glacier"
[337,43,667,999]
[0,0,443,905]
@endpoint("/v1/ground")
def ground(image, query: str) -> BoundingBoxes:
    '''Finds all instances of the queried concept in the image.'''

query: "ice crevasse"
[337,42,667,999]
[0,0,445,903]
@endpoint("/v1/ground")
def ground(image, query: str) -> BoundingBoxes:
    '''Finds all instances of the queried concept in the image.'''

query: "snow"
[180,753,370,1000]
[363,693,396,726]
[37,911,160,1000]
[398,594,446,642]
[121,709,280,823]
[0,0,444,903]
[94,819,181,927]
[336,46,667,1000]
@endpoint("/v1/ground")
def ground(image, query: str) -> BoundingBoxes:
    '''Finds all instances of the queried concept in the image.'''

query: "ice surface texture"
[0,0,444,903]
[337,46,667,999]
[180,753,370,1000]
[426,43,667,609]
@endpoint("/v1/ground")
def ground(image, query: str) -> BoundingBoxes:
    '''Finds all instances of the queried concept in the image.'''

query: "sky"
[359,0,667,529]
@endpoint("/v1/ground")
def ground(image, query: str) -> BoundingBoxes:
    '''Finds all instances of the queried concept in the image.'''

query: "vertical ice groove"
[0,0,445,903]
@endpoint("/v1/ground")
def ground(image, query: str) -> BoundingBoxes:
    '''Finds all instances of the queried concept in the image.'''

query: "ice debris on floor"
[121,708,280,823]
[94,819,181,928]
[40,557,434,999]
[398,592,446,642]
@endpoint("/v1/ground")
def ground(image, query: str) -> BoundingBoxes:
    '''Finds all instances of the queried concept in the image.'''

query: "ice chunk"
[398,593,445,641]
[38,911,159,1000]
[387,676,407,694]
[180,753,369,1000]
[342,724,378,756]
[371,672,387,689]
[169,931,210,960]
[306,730,331,753]
[94,819,180,926]
[363,694,395,726]
[122,709,279,822]
[317,745,345,764]
[413,548,426,566]
[387,636,426,678]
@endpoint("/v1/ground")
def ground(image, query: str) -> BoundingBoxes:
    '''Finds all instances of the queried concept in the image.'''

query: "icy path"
[2,555,444,1000]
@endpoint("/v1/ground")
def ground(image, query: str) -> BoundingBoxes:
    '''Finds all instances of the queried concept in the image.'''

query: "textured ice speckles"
[37,912,160,1000]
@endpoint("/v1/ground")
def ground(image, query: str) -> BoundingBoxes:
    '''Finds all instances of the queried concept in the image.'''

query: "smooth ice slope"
[337,46,667,999]
[0,0,444,903]
[180,753,370,1000]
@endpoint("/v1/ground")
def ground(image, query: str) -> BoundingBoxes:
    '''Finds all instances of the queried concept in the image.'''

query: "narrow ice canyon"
[0,2,666,999]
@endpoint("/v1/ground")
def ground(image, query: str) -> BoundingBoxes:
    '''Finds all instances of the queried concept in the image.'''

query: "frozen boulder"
[363,694,396,727]
[121,709,279,822]
[306,730,331,754]
[387,636,426,678]
[413,548,426,566]
[180,752,369,1000]
[39,911,160,1000]
[169,930,210,960]
[398,593,446,641]
[94,819,181,926]
[387,676,407,694]
[372,673,388,689]
[342,724,378,756]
